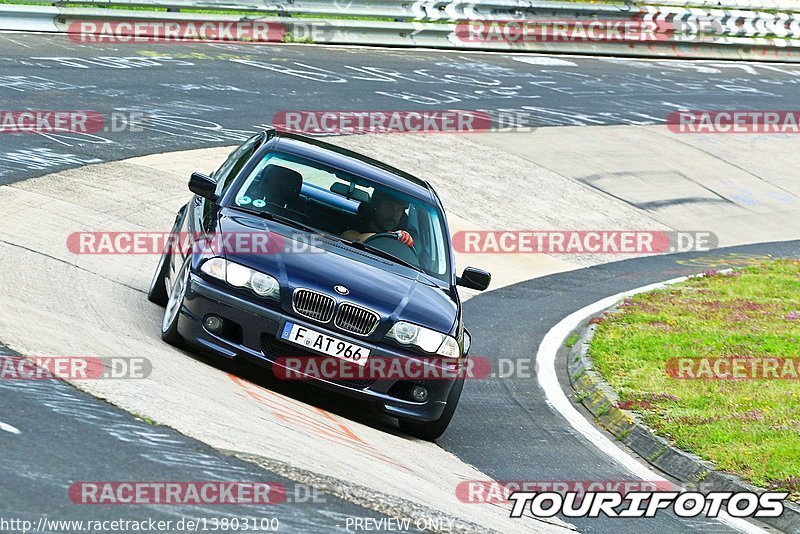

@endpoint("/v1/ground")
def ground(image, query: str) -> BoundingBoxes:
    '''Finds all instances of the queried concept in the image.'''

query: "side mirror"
[457,267,491,291]
[189,172,217,201]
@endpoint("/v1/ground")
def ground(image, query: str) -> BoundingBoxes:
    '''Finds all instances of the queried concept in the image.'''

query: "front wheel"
[161,258,189,347]
[148,209,184,306]
[398,375,464,441]
[147,245,172,306]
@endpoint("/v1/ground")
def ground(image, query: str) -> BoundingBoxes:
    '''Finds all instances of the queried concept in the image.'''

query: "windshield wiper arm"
[339,238,423,272]
[231,206,325,236]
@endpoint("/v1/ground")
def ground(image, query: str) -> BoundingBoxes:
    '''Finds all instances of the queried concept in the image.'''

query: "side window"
[212,134,261,197]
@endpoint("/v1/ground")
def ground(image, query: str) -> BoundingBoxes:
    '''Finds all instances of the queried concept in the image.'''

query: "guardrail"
[642,0,800,9]
[1,0,800,61]
[5,0,800,20]
[2,0,646,21]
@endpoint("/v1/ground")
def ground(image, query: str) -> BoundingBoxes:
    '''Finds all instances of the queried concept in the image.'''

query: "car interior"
[237,163,411,236]
[233,162,440,273]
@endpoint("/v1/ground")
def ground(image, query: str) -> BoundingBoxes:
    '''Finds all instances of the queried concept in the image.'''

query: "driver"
[342,189,415,247]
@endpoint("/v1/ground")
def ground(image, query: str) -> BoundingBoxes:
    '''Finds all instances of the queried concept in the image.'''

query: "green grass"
[590,259,800,500]
[565,332,581,348]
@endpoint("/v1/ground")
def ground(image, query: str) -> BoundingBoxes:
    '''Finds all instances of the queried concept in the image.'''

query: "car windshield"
[229,150,450,283]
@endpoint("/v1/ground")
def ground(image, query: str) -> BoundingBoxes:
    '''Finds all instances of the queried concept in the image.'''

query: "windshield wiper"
[339,238,424,273]
[231,206,326,237]
[341,239,443,286]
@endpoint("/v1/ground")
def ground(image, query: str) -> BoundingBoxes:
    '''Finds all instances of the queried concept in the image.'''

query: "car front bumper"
[177,274,461,422]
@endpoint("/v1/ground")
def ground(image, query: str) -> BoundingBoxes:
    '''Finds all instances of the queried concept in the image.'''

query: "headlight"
[200,257,279,300]
[250,272,279,297]
[226,262,252,287]
[386,321,461,358]
[437,336,460,358]
[391,322,418,344]
[199,257,226,280]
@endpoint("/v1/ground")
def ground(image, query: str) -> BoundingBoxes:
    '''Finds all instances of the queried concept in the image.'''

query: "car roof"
[264,130,436,204]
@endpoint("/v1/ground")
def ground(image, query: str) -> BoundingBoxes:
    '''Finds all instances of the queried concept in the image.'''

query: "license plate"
[280,321,370,366]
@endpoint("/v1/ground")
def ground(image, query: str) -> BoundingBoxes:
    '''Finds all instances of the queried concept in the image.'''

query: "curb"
[566,315,800,533]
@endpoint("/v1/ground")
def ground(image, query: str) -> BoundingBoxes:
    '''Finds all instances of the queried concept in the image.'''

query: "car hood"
[216,209,458,335]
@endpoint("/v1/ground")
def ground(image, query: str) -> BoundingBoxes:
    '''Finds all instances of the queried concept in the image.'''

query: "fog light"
[204,315,224,333]
[410,385,428,402]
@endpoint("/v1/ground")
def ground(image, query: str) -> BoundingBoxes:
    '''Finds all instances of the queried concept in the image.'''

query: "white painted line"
[536,275,769,534]
[0,420,21,434]
[510,56,578,66]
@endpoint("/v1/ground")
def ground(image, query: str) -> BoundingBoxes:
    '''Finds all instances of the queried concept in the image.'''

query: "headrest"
[370,188,407,207]
[256,165,302,206]
[357,199,372,218]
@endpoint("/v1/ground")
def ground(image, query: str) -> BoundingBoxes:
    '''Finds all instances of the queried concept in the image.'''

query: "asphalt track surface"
[2,33,800,183]
[2,33,799,533]
[0,341,399,532]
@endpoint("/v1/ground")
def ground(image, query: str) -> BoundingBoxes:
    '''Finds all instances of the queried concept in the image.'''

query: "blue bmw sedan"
[148,128,490,440]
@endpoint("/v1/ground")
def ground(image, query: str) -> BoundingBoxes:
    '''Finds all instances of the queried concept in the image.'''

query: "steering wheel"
[364,232,409,245]
[363,233,420,267]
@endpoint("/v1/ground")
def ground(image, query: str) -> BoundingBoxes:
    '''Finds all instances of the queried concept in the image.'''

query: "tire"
[147,245,172,306]
[399,375,465,441]
[148,209,183,306]
[161,258,190,347]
